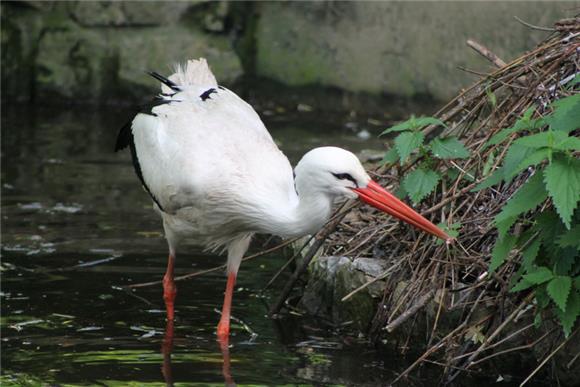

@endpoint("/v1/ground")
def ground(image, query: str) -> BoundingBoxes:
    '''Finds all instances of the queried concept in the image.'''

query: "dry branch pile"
[322,18,579,383]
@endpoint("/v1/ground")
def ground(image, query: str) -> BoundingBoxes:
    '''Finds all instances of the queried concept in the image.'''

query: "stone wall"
[1,1,243,103]
[2,1,577,105]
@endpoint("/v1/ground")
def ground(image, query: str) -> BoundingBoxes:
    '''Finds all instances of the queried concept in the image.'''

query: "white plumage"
[118,58,449,340]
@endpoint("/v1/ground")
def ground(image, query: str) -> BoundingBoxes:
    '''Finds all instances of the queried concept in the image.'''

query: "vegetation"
[381,92,579,337]
[309,18,580,384]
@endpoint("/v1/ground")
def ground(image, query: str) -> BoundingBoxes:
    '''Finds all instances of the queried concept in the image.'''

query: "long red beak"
[353,180,452,241]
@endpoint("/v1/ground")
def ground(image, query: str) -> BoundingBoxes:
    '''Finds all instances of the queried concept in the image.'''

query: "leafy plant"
[473,94,580,336]
[380,115,469,205]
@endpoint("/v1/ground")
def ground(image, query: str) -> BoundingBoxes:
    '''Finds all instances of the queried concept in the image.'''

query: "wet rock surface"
[300,256,389,330]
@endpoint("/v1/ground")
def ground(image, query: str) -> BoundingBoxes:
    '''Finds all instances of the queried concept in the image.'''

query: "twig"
[514,16,556,32]
[385,289,435,333]
[520,329,578,386]
[464,293,534,368]
[123,238,298,289]
[341,259,402,302]
[467,39,507,68]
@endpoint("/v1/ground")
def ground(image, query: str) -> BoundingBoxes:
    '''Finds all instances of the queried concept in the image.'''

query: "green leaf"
[395,131,425,165]
[381,147,399,165]
[485,107,537,148]
[429,136,470,159]
[472,142,537,192]
[558,225,580,250]
[482,152,496,177]
[544,155,580,229]
[380,115,446,136]
[546,94,580,133]
[495,216,518,238]
[494,172,548,233]
[472,168,504,191]
[514,148,550,174]
[435,222,461,245]
[548,276,572,311]
[555,290,579,337]
[514,132,552,149]
[523,266,554,284]
[402,168,440,205]
[410,116,447,130]
[511,278,535,292]
[502,144,536,182]
[489,234,517,273]
[521,238,541,271]
[553,134,580,152]
[553,248,577,275]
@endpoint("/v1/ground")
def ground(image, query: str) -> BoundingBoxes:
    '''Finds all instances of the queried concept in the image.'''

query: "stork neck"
[264,187,334,239]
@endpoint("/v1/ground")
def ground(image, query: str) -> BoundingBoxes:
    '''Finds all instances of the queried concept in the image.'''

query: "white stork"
[115,59,450,340]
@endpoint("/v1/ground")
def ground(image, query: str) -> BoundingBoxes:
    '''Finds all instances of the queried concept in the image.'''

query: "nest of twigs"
[322,17,579,384]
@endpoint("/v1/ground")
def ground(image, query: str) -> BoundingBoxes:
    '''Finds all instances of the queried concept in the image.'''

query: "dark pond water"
[1,102,433,386]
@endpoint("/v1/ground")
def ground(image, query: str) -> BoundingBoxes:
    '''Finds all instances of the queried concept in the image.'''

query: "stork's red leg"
[217,273,236,339]
[163,252,177,320]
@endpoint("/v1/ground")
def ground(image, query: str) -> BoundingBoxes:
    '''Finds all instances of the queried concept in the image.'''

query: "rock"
[116,25,242,99]
[1,1,242,103]
[300,256,389,330]
[68,1,196,27]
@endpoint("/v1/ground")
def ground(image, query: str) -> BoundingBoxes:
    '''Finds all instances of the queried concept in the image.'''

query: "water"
[1,103,425,386]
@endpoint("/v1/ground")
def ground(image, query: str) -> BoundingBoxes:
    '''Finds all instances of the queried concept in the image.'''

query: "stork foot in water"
[217,273,237,340]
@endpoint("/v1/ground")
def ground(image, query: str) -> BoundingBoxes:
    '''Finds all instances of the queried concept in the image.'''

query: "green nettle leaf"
[558,225,580,250]
[395,131,425,165]
[410,116,447,129]
[515,148,550,174]
[546,93,580,133]
[402,168,440,205]
[502,144,536,182]
[381,116,446,136]
[381,147,400,165]
[429,137,470,159]
[553,248,577,275]
[555,290,580,337]
[485,107,537,148]
[544,155,580,229]
[514,132,552,149]
[482,152,496,177]
[494,172,548,233]
[511,278,535,292]
[489,234,517,273]
[521,238,541,271]
[473,144,537,192]
[548,276,572,311]
[553,135,580,152]
[495,216,518,238]
[472,168,504,192]
[523,266,554,284]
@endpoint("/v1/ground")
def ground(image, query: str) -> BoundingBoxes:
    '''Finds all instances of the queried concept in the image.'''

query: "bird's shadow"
[161,319,236,387]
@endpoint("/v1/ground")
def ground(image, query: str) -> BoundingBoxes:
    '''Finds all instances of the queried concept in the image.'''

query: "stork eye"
[332,173,358,187]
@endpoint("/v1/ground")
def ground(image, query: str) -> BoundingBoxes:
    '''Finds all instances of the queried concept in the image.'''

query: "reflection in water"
[161,318,236,387]
[218,336,236,387]
[161,319,174,386]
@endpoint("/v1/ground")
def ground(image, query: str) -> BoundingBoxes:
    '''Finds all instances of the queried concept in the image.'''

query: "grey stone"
[68,1,197,27]
[300,256,390,330]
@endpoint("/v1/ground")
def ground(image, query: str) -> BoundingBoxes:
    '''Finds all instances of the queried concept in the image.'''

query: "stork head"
[295,147,451,241]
